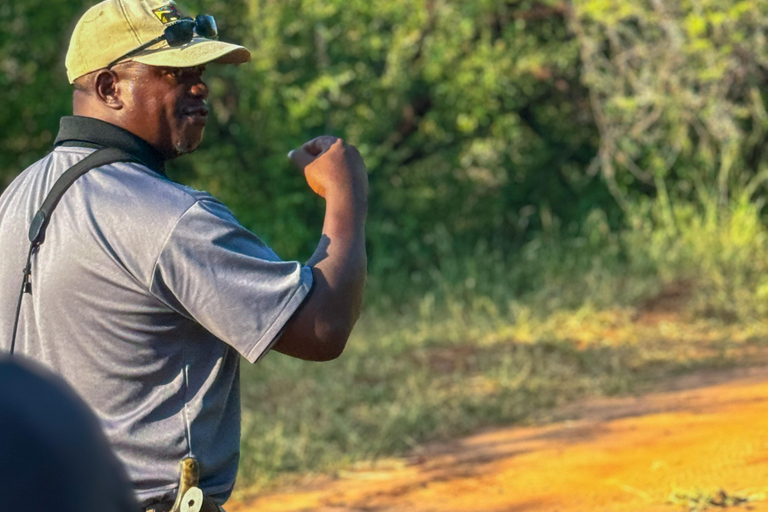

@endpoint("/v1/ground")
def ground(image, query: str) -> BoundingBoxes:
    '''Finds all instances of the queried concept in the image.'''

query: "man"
[0,0,368,510]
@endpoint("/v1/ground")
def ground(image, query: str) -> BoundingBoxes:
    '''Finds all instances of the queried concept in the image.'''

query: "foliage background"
[2,0,613,267]
[3,0,768,490]
[3,0,767,287]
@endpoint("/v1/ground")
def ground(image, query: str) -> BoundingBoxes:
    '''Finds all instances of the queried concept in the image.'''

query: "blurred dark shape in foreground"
[0,355,139,512]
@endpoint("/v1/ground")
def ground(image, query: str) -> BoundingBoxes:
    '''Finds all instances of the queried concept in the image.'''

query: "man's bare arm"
[272,136,368,361]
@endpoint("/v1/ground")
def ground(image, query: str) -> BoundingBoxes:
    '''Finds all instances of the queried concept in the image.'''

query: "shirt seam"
[146,197,234,310]
[147,199,202,315]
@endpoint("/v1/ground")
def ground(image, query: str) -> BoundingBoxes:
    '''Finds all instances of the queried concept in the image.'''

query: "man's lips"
[179,106,209,120]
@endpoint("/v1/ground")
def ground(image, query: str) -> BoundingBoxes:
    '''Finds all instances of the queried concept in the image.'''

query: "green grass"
[235,196,768,492]
[668,487,768,511]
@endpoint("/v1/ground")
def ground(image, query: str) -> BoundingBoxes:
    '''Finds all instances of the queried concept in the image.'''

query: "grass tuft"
[668,487,768,511]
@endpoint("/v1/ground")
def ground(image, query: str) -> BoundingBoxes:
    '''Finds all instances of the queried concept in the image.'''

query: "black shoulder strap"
[28,147,138,245]
[10,148,139,354]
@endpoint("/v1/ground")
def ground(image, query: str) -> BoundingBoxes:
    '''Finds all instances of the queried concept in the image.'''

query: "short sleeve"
[149,198,313,363]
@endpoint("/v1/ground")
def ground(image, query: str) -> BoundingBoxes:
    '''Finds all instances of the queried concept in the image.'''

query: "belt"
[144,503,174,512]
[144,498,223,512]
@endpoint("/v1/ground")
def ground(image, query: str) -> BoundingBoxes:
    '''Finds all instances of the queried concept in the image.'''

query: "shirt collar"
[53,116,166,175]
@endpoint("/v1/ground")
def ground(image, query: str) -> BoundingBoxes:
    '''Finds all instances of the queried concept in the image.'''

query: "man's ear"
[94,70,123,110]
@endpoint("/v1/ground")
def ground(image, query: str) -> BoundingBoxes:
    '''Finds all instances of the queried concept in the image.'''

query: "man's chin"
[172,130,205,156]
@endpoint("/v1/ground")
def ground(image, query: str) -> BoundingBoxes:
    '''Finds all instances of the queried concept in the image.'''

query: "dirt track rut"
[229,366,768,512]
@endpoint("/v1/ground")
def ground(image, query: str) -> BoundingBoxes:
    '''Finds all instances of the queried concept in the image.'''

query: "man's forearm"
[273,193,367,361]
[308,195,367,336]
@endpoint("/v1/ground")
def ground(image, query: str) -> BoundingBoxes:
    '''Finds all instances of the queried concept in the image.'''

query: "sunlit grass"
[235,197,768,493]
[237,303,768,492]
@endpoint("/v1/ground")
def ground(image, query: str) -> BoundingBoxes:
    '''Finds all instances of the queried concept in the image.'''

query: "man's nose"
[191,81,209,100]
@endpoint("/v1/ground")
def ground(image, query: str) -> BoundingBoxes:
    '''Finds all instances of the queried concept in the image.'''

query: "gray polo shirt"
[0,117,313,506]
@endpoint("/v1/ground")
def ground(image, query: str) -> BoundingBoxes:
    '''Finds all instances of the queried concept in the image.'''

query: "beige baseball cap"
[65,0,250,83]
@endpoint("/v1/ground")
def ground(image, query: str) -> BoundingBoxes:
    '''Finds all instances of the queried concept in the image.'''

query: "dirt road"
[228,366,768,512]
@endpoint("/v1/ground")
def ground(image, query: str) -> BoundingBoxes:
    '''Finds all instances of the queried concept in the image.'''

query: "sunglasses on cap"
[107,15,218,69]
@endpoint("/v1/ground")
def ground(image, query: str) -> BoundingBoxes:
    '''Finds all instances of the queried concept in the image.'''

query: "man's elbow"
[311,321,353,361]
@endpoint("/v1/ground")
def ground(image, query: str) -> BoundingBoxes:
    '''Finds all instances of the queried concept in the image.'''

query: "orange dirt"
[228,365,768,512]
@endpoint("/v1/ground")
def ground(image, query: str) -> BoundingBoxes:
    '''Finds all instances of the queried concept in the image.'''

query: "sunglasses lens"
[195,15,218,39]
[165,20,195,46]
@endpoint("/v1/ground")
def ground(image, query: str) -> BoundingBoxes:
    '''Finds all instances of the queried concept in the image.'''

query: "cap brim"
[131,37,250,68]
